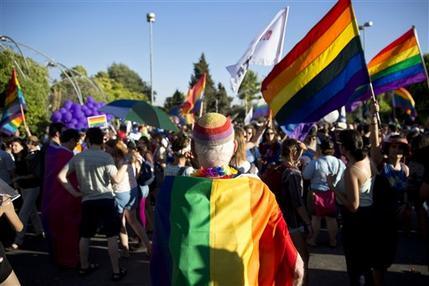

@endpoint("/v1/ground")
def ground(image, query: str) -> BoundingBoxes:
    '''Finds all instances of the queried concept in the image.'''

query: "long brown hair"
[105,139,128,163]
[231,127,247,166]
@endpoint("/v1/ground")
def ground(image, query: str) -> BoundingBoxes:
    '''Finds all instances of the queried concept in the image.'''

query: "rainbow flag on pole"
[0,69,27,135]
[151,175,299,286]
[392,87,417,118]
[261,0,370,125]
[181,73,207,114]
[369,27,428,95]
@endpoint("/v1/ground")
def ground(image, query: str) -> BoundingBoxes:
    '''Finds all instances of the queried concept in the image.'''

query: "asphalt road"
[4,230,429,286]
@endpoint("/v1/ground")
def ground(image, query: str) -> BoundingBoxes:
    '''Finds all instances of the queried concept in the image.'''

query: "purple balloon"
[60,108,68,114]
[64,100,73,109]
[51,111,62,120]
[86,96,95,103]
[71,118,78,124]
[63,112,72,122]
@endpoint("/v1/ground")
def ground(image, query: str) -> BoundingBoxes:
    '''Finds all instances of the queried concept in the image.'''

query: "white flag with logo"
[226,7,289,93]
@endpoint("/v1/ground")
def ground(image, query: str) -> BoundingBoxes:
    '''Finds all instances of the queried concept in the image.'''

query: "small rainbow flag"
[151,175,299,285]
[87,114,107,128]
[262,0,370,125]
[181,73,206,114]
[369,27,428,95]
[392,87,417,118]
[0,69,26,135]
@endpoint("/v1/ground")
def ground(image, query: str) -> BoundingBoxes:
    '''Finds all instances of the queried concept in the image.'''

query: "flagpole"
[20,103,31,137]
[390,91,397,120]
[413,26,429,88]
[369,82,382,127]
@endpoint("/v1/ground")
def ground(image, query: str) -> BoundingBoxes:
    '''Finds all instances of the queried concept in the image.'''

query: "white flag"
[244,107,253,125]
[226,7,289,93]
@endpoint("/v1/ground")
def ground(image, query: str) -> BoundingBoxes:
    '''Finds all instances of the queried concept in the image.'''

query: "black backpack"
[137,161,155,187]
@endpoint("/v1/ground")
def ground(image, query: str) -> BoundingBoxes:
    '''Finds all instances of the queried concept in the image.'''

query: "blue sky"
[1,0,428,106]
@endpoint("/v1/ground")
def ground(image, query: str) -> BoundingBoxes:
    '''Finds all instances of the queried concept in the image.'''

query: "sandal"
[79,263,99,276]
[111,268,127,281]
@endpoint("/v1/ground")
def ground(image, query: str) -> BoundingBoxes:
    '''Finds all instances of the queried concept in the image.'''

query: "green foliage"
[0,50,50,136]
[237,70,261,112]
[190,53,232,114]
[164,89,185,112]
[94,72,147,102]
[206,83,232,114]
[107,63,151,96]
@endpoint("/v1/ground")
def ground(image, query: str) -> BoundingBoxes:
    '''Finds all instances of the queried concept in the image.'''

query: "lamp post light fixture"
[147,12,156,105]
[358,21,373,51]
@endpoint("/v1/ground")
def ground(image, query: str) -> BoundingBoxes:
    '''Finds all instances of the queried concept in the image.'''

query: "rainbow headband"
[192,113,234,146]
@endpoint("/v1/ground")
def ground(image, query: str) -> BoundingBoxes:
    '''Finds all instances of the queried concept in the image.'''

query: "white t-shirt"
[69,149,117,202]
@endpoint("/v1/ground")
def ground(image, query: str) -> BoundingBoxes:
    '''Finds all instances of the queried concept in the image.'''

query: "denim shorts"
[115,187,139,213]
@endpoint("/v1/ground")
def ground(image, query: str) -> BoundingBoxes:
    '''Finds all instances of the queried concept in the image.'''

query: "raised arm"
[369,100,383,166]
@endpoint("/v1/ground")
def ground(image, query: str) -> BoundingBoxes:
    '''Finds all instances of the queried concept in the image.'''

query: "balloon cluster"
[50,96,113,130]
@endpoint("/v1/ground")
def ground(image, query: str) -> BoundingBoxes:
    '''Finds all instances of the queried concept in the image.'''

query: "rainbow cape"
[151,175,299,286]
[262,0,370,125]
[392,88,417,118]
[0,69,27,135]
[369,27,427,95]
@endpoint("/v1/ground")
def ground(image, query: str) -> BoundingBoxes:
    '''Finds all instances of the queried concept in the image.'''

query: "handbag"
[313,189,336,217]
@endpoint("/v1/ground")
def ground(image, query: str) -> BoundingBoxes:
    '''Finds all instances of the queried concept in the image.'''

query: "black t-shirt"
[276,167,304,229]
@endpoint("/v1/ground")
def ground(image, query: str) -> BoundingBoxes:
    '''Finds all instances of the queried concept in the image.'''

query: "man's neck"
[50,137,61,145]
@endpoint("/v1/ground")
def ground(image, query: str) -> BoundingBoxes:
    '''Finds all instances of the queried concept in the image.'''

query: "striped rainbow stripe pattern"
[150,175,298,286]
[392,87,417,117]
[369,28,427,95]
[192,112,234,146]
[87,114,107,128]
[181,73,207,114]
[261,0,370,125]
[0,69,26,135]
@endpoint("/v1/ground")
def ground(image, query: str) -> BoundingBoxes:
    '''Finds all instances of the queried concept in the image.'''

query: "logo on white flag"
[226,7,289,93]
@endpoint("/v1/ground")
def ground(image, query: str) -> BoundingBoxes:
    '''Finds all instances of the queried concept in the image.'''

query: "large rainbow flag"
[151,175,299,286]
[0,69,27,135]
[261,0,370,125]
[392,87,417,118]
[369,27,427,95]
[181,73,206,114]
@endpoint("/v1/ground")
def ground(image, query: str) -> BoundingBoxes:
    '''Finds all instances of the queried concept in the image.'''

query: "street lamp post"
[147,12,156,105]
[358,21,373,51]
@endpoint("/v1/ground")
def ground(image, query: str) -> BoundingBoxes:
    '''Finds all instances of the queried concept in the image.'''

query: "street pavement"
[5,230,429,286]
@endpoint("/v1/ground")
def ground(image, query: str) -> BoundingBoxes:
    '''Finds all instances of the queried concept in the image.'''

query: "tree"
[237,70,261,112]
[164,89,185,112]
[189,53,232,114]
[0,50,50,136]
[205,83,232,114]
[107,63,151,97]
[94,72,147,102]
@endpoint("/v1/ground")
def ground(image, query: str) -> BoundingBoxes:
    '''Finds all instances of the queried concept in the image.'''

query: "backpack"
[137,161,155,187]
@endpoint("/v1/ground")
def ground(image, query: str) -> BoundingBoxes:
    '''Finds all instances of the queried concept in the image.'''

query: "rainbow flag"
[369,28,427,95]
[86,114,107,128]
[0,69,26,135]
[181,73,206,114]
[392,88,417,118]
[261,0,370,125]
[151,175,299,286]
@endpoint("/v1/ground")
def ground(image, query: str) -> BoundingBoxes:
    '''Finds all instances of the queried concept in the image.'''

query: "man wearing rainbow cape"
[151,113,303,285]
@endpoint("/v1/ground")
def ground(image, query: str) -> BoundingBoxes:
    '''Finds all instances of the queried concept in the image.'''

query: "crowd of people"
[0,101,429,285]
